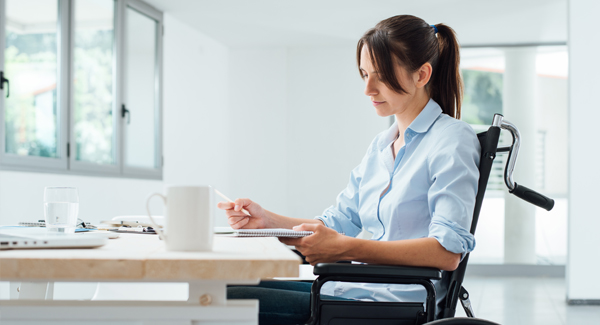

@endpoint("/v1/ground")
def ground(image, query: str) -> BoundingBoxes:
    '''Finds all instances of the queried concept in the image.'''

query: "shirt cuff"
[314,212,361,237]
[428,215,476,260]
[314,215,329,227]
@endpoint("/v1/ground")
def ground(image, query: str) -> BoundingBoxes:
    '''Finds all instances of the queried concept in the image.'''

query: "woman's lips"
[372,101,385,107]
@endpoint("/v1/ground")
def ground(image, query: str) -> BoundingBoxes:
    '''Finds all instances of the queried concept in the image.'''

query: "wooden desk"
[0,233,301,324]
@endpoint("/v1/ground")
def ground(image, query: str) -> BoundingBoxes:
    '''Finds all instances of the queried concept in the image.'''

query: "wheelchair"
[305,114,555,325]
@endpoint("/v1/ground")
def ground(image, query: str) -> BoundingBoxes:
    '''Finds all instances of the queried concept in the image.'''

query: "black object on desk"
[109,226,157,234]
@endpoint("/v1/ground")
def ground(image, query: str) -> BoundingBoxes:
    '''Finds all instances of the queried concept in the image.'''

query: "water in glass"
[44,202,79,229]
[44,187,79,233]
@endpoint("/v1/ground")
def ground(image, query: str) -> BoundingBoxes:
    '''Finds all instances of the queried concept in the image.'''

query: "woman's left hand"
[279,223,352,265]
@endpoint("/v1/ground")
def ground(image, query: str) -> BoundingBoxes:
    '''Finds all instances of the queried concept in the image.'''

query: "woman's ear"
[415,62,433,89]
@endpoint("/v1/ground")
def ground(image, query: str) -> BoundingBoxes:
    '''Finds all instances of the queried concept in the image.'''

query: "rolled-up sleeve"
[426,122,480,258]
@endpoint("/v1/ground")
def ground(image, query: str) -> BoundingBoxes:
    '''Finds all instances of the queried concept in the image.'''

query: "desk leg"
[45,282,54,299]
[187,279,260,306]
[16,282,53,300]
[188,281,226,305]
[8,282,20,299]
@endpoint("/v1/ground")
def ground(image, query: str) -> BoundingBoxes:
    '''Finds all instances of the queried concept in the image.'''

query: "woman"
[219,15,480,325]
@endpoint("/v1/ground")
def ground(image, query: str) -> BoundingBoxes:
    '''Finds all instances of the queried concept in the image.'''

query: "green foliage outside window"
[3,28,114,163]
[4,31,58,158]
[73,29,114,164]
[461,69,503,125]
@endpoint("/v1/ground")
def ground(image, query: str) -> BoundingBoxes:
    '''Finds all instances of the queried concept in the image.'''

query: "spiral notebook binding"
[233,228,314,238]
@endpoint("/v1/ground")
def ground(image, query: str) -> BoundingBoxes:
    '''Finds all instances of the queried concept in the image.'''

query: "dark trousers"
[228,280,349,325]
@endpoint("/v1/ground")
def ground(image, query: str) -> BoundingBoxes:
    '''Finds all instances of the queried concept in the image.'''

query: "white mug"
[146,186,213,251]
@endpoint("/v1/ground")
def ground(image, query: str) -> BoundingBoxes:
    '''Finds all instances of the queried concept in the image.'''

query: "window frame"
[0,0,163,180]
[119,0,163,180]
[0,0,69,173]
[68,0,120,177]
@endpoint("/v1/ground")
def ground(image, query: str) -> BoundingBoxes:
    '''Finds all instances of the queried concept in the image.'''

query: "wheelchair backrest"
[438,125,501,319]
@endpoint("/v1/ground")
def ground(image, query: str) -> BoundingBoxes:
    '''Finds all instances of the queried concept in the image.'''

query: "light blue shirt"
[316,99,480,306]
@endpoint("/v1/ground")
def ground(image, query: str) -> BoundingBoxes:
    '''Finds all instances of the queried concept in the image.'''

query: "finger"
[232,217,250,229]
[305,256,316,266]
[233,198,254,211]
[225,209,249,218]
[227,217,249,229]
[228,216,248,226]
[278,237,292,245]
[217,201,235,210]
[306,256,324,266]
[279,237,301,246]
[293,223,320,232]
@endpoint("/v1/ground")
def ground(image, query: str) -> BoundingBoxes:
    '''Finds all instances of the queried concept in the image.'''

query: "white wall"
[286,47,387,219]
[226,48,289,216]
[162,14,231,227]
[223,46,388,221]
[0,170,163,225]
[537,77,568,195]
[567,0,600,301]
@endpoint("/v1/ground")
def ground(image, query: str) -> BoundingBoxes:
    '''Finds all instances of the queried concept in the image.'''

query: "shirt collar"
[377,98,443,151]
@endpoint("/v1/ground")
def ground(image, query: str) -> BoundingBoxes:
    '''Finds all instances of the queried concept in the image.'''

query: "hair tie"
[431,24,438,34]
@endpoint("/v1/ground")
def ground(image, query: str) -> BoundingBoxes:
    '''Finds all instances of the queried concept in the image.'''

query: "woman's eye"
[361,74,368,79]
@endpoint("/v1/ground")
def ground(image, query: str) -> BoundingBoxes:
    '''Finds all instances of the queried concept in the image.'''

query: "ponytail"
[357,16,463,119]
[430,24,462,119]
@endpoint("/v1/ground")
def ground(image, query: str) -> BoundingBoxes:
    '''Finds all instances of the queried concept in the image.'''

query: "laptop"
[0,227,108,250]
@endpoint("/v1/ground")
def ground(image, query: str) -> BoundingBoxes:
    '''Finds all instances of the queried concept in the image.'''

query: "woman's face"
[359,46,419,117]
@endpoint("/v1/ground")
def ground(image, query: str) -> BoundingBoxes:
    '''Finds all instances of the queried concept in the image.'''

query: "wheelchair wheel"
[424,317,501,325]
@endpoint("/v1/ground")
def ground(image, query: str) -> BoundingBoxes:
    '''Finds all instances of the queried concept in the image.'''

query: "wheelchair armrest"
[313,263,442,280]
[308,263,441,324]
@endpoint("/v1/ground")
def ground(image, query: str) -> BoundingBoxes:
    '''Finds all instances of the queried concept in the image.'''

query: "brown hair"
[357,15,462,119]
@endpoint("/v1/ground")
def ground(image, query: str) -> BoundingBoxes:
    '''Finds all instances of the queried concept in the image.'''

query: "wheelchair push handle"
[509,183,555,211]
[492,114,555,211]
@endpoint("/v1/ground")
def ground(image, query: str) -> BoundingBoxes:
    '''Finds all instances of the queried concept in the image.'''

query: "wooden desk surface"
[0,234,301,281]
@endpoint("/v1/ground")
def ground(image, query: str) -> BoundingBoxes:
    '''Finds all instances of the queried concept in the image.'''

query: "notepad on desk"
[234,228,314,238]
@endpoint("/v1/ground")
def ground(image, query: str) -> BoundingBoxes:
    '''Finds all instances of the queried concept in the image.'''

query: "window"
[461,46,569,265]
[73,0,116,166]
[0,0,163,179]
[1,0,65,170]
[123,5,162,172]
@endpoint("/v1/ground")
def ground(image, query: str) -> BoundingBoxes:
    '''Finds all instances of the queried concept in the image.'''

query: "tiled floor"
[454,276,600,325]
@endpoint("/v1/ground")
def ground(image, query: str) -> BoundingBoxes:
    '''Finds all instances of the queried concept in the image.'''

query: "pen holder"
[146,186,214,252]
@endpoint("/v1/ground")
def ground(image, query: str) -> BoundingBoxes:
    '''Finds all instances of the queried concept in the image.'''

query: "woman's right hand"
[217,198,269,229]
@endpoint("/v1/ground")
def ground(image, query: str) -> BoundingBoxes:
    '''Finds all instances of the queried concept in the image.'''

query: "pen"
[214,189,251,216]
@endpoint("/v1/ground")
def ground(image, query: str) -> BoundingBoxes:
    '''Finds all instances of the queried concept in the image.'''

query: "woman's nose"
[364,78,378,97]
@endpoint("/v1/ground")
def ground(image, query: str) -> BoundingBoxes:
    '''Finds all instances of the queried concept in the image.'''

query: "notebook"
[233,228,314,238]
[214,226,235,234]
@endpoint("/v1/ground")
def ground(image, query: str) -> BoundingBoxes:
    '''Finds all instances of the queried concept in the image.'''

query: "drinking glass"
[44,187,79,233]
